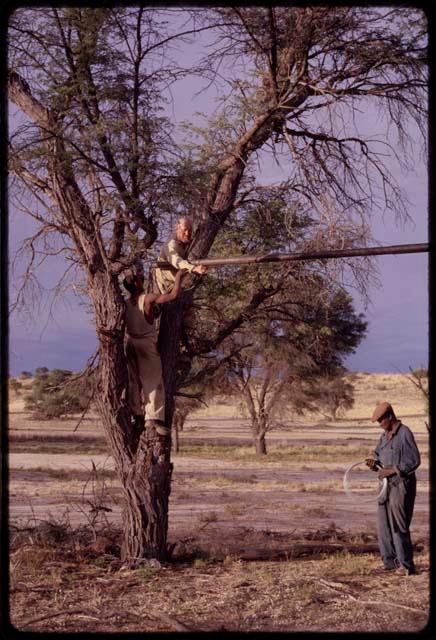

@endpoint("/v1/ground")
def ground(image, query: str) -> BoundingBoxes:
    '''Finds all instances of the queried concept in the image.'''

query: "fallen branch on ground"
[20,609,100,628]
[317,577,427,615]
[149,612,195,632]
[238,542,381,560]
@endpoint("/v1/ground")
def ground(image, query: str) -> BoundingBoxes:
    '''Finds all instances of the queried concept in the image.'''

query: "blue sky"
[8,13,429,377]
[8,133,428,377]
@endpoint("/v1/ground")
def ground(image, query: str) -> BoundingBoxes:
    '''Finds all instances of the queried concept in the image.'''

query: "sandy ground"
[6,373,431,634]
[8,375,430,543]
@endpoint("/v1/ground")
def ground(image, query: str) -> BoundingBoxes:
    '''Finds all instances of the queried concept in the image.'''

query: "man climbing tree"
[8,7,427,563]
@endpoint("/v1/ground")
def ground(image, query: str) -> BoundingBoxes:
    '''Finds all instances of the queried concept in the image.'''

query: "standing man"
[155,216,207,294]
[365,401,421,575]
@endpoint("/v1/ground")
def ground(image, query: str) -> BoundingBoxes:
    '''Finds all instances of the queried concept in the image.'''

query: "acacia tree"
[8,7,427,562]
[201,279,366,454]
[8,7,197,563]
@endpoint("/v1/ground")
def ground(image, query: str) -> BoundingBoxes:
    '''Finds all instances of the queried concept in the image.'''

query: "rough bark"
[120,428,173,562]
[255,432,267,455]
[88,273,173,562]
[158,297,185,431]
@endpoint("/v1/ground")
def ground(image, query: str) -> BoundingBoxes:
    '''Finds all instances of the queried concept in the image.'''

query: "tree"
[404,367,429,432]
[171,394,203,453]
[34,367,49,376]
[8,7,192,563]
[25,368,95,419]
[8,7,427,562]
[8,378,23,395]
[300,368,356,421]
[210,284,366,454]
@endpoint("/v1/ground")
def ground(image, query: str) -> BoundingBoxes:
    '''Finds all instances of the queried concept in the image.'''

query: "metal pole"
[156,242,429,270]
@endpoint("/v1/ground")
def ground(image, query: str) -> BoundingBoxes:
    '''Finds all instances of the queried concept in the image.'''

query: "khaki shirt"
[125,294,157,340]
[155,237,196,293]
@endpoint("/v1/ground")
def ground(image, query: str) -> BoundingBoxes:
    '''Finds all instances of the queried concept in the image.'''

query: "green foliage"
[35,367,49,376]
[9,378,23,394]
[186,203,367,451]
[298,369,355,419]
[25,368,95,419]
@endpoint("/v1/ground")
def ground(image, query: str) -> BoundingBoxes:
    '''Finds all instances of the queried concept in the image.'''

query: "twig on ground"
[150,612,195,632]
[316,578,426,615]
[336,594,427,615]
[20,608,100,628]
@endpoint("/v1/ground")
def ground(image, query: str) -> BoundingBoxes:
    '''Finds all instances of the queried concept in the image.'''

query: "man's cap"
[371,401,393,422]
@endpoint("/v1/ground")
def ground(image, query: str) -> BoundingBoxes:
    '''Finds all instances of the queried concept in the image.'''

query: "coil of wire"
[343,460,388,502]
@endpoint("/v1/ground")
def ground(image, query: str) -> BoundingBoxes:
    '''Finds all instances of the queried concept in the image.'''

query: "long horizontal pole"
[157,242,429,270]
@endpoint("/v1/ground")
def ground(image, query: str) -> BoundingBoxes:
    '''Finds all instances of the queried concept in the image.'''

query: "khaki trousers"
[125,335,165,422]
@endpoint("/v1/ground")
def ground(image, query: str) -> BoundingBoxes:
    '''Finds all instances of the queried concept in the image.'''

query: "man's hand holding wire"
[365,458,379,471]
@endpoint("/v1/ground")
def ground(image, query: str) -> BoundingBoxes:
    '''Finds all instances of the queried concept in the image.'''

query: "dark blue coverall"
[374,421,421,572]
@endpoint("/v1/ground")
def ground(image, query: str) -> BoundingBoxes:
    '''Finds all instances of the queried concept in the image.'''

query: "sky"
[7,10,429,377]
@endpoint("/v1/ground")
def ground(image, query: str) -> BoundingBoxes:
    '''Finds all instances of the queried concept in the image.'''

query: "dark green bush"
[9,378,23,394]
[25,368,95,419]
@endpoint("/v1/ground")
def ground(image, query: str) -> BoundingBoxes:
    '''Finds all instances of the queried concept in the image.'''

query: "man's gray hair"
[176,215,193,229]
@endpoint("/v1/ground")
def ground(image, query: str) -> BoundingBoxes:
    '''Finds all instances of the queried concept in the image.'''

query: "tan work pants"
[125,335,165,422]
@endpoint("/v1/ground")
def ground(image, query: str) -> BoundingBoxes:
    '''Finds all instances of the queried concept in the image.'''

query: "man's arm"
[153,269,186,304]
[395,427,421,476]
[378,426,421,480]
[165,239,207,275]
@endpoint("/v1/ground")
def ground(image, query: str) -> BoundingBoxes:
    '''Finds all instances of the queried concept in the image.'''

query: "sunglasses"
[377,413,390,423]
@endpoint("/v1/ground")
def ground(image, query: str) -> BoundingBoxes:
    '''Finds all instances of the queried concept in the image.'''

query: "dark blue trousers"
[377,475,416,571]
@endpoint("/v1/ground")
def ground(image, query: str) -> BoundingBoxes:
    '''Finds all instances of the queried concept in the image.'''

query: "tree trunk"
[255,433,267,455]
[173,417,180,453]
[91,274,175,564]
[97,329,174,563]
[120,428,173,562]
[158,296,185,430]
[250,417,268,455]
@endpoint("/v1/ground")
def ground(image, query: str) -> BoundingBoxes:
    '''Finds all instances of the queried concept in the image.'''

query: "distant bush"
[9,378,23,395]
[310,370,355,420]
[35,367,49,376]
[19,371,32,380]
[25,368,95,419]
[405,366,429,429]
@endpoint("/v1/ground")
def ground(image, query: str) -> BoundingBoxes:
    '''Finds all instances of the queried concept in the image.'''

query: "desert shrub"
[405,366,429,428]
[301,369,355,419]
[35,366,49,376]
[19,371,32,380]
[25,368,95,419]
[9,378,23,394]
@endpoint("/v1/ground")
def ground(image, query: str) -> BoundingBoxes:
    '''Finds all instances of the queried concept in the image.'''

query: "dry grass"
[178,442,376,463]
[8,521,430,633]
[7,372,430,633]
[9,434,107,455]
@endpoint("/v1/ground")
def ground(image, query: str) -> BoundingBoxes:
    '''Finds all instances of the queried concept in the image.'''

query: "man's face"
[176,221,192,244]
[377,413,393,431]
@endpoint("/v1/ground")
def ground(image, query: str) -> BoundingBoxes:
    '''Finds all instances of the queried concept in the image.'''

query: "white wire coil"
[343,459,388,502]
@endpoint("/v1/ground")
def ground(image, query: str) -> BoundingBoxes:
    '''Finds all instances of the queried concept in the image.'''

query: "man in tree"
[155,216,207,294]
[365,402,421,575]
[155,216,208,357]
[124,269,186,437]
